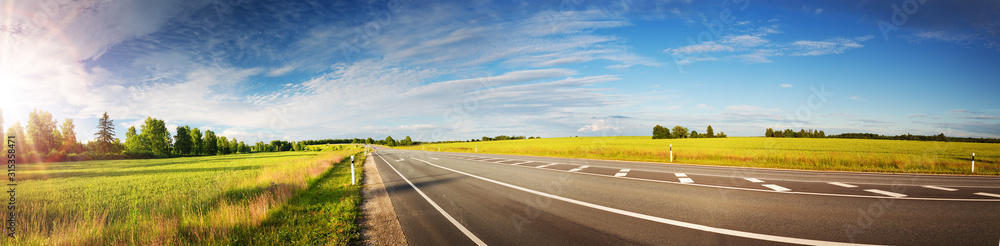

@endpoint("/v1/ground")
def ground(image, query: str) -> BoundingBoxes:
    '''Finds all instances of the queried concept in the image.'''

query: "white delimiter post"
[670,144,673,162]
[972,153,975,173]
[351,155,356,185]
[476,145,478,153]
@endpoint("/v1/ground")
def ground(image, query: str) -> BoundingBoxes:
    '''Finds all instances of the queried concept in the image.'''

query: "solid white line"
[535,163,557,168]
[974,192,1000,198]
[828,182,858,188]
[762,184,791,192]
[568,165,589,172]
[675,173,688,177]
[744,178,764,183]
[864,189,907,198]
[921,185,957,192]
[614,169,630,177]
[678,178,694,184]
[408,157,878,246]
[375,154,487,246]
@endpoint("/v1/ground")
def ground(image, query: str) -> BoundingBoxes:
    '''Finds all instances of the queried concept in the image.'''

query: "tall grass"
[419,137,999,175]
[3,145,367,245]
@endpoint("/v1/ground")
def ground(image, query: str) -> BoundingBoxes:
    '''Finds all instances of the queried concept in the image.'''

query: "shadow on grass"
[218,153,365,245]
[16,165,259,181]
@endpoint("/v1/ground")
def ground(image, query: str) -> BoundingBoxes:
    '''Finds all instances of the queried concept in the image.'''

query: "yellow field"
[418,137,998,175]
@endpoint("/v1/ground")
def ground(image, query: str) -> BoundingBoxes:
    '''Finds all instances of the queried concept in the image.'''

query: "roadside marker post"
[476,145,478,153]
[670,144,673,162]
[351,155,356,185]
[972,153,975,173]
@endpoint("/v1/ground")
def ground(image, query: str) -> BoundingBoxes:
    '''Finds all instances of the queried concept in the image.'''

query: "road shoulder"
[358,152,408,246]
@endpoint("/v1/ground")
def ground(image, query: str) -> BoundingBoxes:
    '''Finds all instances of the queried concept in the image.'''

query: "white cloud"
[578,119,621,132]
[694,104,716,110]
[664,22,871,64]
[815,8,824,14]
[267,66,296,77]
[849,96,866,101]
[780,84,793,88]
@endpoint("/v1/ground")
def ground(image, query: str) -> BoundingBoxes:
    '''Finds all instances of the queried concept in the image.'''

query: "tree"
[229,137,239,154]
[189,127,203,155]
[671,126,689,138]
[6,122,26,163]
[765,128,774,137]
[783,129,794,138]
[717,132,727,138]
[59,119,78,153]
[652,125,671,139]
[219,136,231,155]
[818,130,826,138]
[140,117,171,156]
[0,108,4,154]
[94,112,116,154]
[173,126,192,156]
[706,125,715,138]
[203,130,218,155]
[366,138,373,145]
[27,108,59,154]
[401,136,413,146]
[125,126,144,152]
[385,136,396,147]
[690,131,700,138]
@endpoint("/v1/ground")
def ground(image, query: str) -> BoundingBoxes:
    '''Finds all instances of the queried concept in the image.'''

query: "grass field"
[3,144,367,245]
[417,137,999,175]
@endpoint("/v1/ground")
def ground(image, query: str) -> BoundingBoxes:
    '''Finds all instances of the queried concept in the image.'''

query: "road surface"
[369,147,1000,245]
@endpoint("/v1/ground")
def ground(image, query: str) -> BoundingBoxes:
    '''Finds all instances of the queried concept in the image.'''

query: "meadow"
[3,144,367,245]
[417,137,999,175]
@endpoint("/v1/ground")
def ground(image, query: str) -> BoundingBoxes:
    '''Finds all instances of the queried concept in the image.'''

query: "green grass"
[418,136,999,175]
[3,144,368,245]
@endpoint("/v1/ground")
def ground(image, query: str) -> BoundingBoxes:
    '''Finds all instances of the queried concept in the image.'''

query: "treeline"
[1,108,324,163]
[829,133,1000,143]
[653,125,726,139]
[480,135,539,141]
[764,128,826,138]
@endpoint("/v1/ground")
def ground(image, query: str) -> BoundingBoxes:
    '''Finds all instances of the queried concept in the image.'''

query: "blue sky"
[1,0,998,143]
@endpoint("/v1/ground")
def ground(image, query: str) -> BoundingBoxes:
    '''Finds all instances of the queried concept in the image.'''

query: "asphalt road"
[370,147,1000,245]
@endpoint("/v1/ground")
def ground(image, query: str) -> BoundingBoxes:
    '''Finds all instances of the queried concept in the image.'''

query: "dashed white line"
[922,185,957,192]
[535,163,557,168]
[407,157,878,246]
[864,189,907,198]
[510,161,533,165]
[674,173,694,184]
[974,192,1000,198]
[828,182,858,188]
[375,154,487,246]
[568,165,589,172]
[614,169,630,177]
[763,184,791,192]
[744,178,764,183]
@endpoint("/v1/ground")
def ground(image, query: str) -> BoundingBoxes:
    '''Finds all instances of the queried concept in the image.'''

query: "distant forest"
[828,133,1000,143]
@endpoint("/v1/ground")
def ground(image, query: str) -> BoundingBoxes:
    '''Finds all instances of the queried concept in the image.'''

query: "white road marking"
[762,184,791,192]
[408,157,878,246]
[614,169,630,177]
[535,163,557,168]
[864,189,907,198]
[675,173,693,183]
[510,161,533,165]
[921,185,957,192]
[974,192,1000,198]
[828,182,858,188]
[568,166,589,172]
[375,154,487,246]
[430,157,439,160]
[395,159,404,162]
[744,178,764,183]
